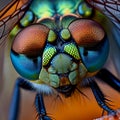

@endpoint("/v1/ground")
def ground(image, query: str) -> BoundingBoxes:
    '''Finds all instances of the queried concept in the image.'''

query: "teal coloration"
[78,1,93,17]
[61,15,78,28]
[39,18,56,29]
[10,0,110,85]
[10,51,42,80]
[30,0,55,18]
[56,0,79,15]
[30,0,80,18]
[20,11,34,27]
[79,37,109,72]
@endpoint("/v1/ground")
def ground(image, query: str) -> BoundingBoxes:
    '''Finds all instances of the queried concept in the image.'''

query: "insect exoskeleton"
[10,14,109,96]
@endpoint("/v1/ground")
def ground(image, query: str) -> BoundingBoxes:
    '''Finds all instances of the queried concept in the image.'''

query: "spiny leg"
[89,80,116,115]
[8,77,52,120]
[8,77,34,120]
[96,68,120,92]
[35,93,52,120]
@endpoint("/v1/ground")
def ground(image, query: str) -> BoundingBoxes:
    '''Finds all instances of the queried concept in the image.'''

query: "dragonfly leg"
[35,93,52,120]
[8,77,34,120]
[90,80,116,115]
[96,68,120,92]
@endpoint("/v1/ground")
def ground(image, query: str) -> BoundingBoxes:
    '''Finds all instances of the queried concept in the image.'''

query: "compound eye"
[10,24,49,80]
[12,24,49,57]
[79,37,109,72]
[69,19,109,72]
[68,19,105,47]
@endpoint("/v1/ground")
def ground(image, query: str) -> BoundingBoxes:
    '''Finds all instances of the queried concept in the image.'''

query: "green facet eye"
[78,2,93,17]
[64,43,80,60]
[48,30,57,43]
[60,29,71,40]
[42,47,57,66]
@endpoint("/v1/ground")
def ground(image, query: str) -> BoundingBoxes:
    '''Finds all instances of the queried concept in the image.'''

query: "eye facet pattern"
[69,19,105,47]
[42,46,57,66]
[10,24,50,80]
[4,0,120,120]
[64,43,81,60]
[12,24,49,57]
[79,36,109,72]
[10,51,42,80]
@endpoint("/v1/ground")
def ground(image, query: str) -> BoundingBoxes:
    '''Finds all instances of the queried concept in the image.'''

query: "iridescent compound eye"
[69,19,109,72]
[10,24,49,80]
[69,19,105,47]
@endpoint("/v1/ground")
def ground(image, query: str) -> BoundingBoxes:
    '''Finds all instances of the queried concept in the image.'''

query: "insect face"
[1,0,120,119]
[10,14,109,96]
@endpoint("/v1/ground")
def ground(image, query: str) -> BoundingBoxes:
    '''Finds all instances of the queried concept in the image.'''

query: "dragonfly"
[0,0,120,120]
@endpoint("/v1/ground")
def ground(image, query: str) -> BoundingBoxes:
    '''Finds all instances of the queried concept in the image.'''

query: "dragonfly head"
[10,17,109,96]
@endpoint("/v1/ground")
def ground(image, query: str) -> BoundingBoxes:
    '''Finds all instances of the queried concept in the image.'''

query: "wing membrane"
[87,0,120,77]
[0,0,32,47]
[87,0,120,31]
